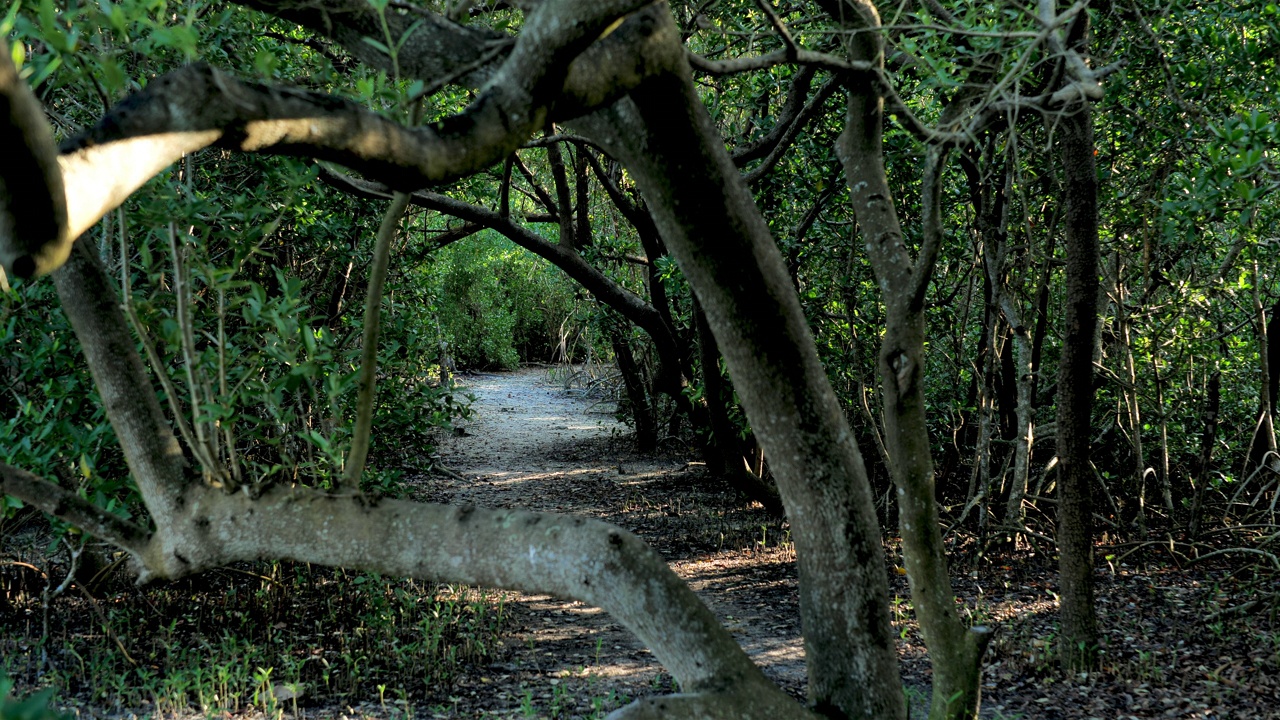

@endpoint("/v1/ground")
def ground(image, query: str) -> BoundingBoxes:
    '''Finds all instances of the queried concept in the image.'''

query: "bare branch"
[908,145,949,311]
[731,65,816,166]
[753,0,798,58]
[742,77,840,184]
[344,193,411,488]
[0,463,151,557]
[512,153,563,217]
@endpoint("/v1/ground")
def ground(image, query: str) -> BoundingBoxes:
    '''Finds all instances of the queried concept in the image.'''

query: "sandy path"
[430,367,806,717]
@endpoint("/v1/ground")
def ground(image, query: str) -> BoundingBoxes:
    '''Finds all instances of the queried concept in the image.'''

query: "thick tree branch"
[237,0,680,121]
[137,484,807,717]
[25,0,676,278]
[53,241,191,519]
[574,147,592,246]
[573,11,906,709]
[545,136,577,246]
[730,65,815,166]
[0,463,151,557]
[0,39,68,279]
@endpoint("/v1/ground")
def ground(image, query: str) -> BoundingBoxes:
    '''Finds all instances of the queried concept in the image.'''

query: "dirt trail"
[430,367,806,717]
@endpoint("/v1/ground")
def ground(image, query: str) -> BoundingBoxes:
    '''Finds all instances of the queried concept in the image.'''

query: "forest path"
[429,366,806,718]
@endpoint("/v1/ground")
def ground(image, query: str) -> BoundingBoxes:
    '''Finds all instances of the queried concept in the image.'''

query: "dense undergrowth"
[2,521,510,716]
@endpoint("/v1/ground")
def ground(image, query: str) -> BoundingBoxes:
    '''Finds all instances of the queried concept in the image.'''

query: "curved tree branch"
[344,192,411,489]
[318,167,684,369]
[511,153,562,218]
[0,463,151,558]
[0,39,68,279]
[730,65,816,166]
[23,0,676,278]
[235,0,680,121]
[138,483,814,718]
[742,76,840,184]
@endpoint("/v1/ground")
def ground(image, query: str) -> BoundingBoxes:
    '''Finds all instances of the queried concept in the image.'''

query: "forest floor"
[409,366,1280,720]
[4,366,1279,719]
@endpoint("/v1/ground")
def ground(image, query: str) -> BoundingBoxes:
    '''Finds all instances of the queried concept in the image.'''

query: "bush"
[428,231,588,369]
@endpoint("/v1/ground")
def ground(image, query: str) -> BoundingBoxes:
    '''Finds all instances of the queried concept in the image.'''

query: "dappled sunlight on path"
[428,366,809,716]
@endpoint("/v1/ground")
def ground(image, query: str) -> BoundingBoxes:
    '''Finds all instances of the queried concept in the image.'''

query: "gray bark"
[573,39,906,718]
[825,2,989,716]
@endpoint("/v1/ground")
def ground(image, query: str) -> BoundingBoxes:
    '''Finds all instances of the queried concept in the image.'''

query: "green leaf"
[0,0,21,37]
[361,36,390,55]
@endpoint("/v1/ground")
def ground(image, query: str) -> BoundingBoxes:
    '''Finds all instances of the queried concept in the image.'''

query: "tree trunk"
[1268,297,1280,414]
[612,324,658,452]
[1053,104,1102,672]
[1151,349,1173,513]
[826,3,990,716]
[1247,258,1278,474]
[1004,328,1034,528]
[52,241,189,523]
[967,302,999,534]
[1188,368,1221,540]
[1116,276,1149,528]
[575,42,907,716]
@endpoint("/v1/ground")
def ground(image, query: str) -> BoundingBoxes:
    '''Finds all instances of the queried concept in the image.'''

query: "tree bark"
[825,2,990,716]
[1053,104,1102,671]
[1188,368,1221,539]
[1151,349,1173,513]
[693,298,783,514]
[1247,258,1278,474]
[574,37,907,716]
[612,324,658,452]
[51,241,190,522]
[1115,274,1149,528]
[344,193,411,488]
